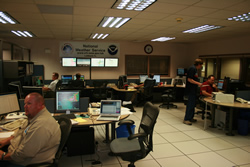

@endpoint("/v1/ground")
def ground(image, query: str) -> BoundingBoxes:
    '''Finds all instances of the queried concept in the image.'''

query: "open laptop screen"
[100,100,121,115]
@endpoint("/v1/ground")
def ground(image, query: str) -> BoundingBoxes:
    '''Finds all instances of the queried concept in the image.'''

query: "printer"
[212,92,234,103]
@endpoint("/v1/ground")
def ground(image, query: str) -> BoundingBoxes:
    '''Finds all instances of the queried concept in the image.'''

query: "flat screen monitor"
[105,58,118,67]
[32,76,44,86]
[91,58,104,67]
[62,58,76,67]
[177,68,185,77]
[139,75,148,83]
[8,81,23,99]
[118,75,128,89]
[22,86,43,97]
[73,75,84,81]
[56,90,80,113]
[61,75,72,84]
[153,75,160,83]
[0,92,20,115]
[217,79,224,90]
[76,58,91,67]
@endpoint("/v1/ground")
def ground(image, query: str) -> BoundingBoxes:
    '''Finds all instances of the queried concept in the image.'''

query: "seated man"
[0,93,61,167]
[42,72,59,92]
[200,75,218,97]
[68,73,85,88]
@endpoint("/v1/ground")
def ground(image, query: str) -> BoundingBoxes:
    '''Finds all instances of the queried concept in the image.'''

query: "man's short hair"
[194,59,203,66]
[207,75,215,79]
[53,72,59,79]
[76,73,81,79]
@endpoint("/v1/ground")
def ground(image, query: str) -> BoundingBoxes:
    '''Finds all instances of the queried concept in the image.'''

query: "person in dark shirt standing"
[183,59,203,125]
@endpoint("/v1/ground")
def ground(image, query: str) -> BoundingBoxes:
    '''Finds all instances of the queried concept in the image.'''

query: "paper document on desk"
[121,107,133,115]
[0,131,15,138]
[72,118,87,123]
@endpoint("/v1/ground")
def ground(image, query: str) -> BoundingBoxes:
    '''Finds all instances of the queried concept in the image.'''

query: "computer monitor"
[55,90,80,113]
[32,76,44,86]
[177,68,185,77]
[73,75,84,81]
[8,81,23,99]
[0,92,20,115]
[91,58,104,67]
[139,75,148,83]
[61,75,72,84]
[226,79,246,94]
[153,75,160,83]
[22,86,43,97]
[62,57,77,67]
[105,58,119,67]
[76,58,91,67]
[118,75,128,89]
[217,79,224,90]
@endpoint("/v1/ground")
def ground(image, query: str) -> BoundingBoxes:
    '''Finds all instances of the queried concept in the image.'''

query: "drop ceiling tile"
[205,10,244,19]
[0,3,39,13]
[176,6,218,17]
[157,0,200,5]
[74,0,115,8]
[35,0,74,6]
[145,2,189,14]
[42,14,72,20]
[74,7,108,16]
[193,0,245,9]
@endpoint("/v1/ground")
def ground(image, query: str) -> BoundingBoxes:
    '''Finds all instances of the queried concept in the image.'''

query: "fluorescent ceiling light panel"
[112,0,157,11]
[0,11,19,24]
[151,37,175,42]
[90,33,109,39]
[99,16,130,28]
[228,12,250,22]
[11,30,35,37]
[183,25,223,33]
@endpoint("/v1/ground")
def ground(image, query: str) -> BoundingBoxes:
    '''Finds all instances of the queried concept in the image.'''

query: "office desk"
[111,86,137,101]
[203,97,250,136]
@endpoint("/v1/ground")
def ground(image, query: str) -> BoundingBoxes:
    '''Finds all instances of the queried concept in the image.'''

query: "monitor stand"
[66,109,71,114]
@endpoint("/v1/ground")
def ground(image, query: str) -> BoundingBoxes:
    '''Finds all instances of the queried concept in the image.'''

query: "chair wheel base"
[128,164,135,167]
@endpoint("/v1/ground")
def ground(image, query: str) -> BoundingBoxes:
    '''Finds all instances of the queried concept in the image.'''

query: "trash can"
[238,119,249,136]
[116,124,136,138]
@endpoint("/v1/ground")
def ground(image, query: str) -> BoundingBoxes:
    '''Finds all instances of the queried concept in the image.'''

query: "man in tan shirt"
[0,93,61,166]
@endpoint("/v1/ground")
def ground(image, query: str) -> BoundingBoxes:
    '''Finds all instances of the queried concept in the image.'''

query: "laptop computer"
[96,100,121,121]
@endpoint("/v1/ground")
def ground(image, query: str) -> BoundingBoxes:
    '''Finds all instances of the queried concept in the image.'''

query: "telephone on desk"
[236,97,249,104]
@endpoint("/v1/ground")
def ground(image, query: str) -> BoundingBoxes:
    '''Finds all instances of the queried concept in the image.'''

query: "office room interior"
[1,0,250,167]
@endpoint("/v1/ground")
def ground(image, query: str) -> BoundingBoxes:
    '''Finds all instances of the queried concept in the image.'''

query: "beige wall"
[3,35,250,80]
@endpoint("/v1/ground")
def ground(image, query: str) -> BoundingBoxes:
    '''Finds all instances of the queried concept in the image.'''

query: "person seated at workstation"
[0,93,61,167]
[200,75,218,97]
[42,72,59,92]
[68,73,85,88]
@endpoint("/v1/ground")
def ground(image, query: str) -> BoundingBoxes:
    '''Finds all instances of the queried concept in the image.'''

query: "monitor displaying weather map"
[105,58,118,67]
[62,58,76,67]
[91,58,104,67]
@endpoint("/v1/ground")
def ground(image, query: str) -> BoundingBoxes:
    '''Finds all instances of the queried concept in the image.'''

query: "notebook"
[96,100,121,121]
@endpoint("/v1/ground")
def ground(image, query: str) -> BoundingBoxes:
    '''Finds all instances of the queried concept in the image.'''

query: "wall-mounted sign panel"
[60,42,120,58]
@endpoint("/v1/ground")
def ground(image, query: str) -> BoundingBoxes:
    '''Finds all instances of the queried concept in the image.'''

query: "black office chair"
[68,80,84,88]
[159,83,177,109]
[91,81,108,102]
[44,80,62,98]
[110,102,159,167]
[195,96,211,120]
[136,79,155,106]
[26,117,72,167]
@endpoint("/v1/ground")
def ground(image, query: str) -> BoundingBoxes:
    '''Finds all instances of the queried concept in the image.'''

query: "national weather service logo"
[108,45,118,55]
[62,43,73,55]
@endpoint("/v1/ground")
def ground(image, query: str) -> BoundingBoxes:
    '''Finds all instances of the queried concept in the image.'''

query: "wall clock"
[144,44,153,54]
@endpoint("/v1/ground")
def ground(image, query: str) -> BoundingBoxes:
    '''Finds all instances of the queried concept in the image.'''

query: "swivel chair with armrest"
[136,79,155,106]
[110,102,159,167]
[26,117,72,167]
[91,81,108,102]
[159,83,177,109]
[44,80,62,98]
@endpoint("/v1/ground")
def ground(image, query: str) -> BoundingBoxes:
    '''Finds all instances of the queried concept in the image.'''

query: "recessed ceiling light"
[98,16,130,28]
[11,30,35,37]
[183,25,223,33]
[90,33,109,39]
[228,12,250,22]
[112,0,157,11]
[151,37,175,42]
[0,11,19,24]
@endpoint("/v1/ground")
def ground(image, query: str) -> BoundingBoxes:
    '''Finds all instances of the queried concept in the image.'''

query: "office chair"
[195,96,211,120]
[68,80,84,88]
[44,80,62,98]
[110,102,159,167]
[159,83,177,109]
[91,81,108,102]
[136,79,155,106]
[26,117,72,167]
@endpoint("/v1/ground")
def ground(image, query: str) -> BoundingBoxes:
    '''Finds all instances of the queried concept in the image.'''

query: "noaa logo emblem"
[108,45,118,55]
[62,43,73,55]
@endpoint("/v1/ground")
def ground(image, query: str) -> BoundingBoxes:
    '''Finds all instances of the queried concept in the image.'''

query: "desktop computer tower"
[66,127,95,156]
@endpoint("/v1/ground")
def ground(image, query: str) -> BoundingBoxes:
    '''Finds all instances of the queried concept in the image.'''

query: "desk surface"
[204,97,250,109]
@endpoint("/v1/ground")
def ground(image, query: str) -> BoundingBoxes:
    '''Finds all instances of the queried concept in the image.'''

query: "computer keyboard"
[5,112,27,120]
[2,119,27,131]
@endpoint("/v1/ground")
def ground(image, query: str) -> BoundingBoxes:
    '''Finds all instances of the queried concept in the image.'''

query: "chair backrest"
[55,80,62,91]
[54,117,72,165]
[143,79,156,97]
[68,80,85,88]
[138,102,159,154]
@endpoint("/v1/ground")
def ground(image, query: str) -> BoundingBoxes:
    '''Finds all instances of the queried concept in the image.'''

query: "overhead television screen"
[105,58,118,67]
[77,58,91,67]
[91,58,104,67]
[62,58,76,67]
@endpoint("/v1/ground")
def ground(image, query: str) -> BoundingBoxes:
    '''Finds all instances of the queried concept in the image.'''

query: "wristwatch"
[2,152,6,160]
